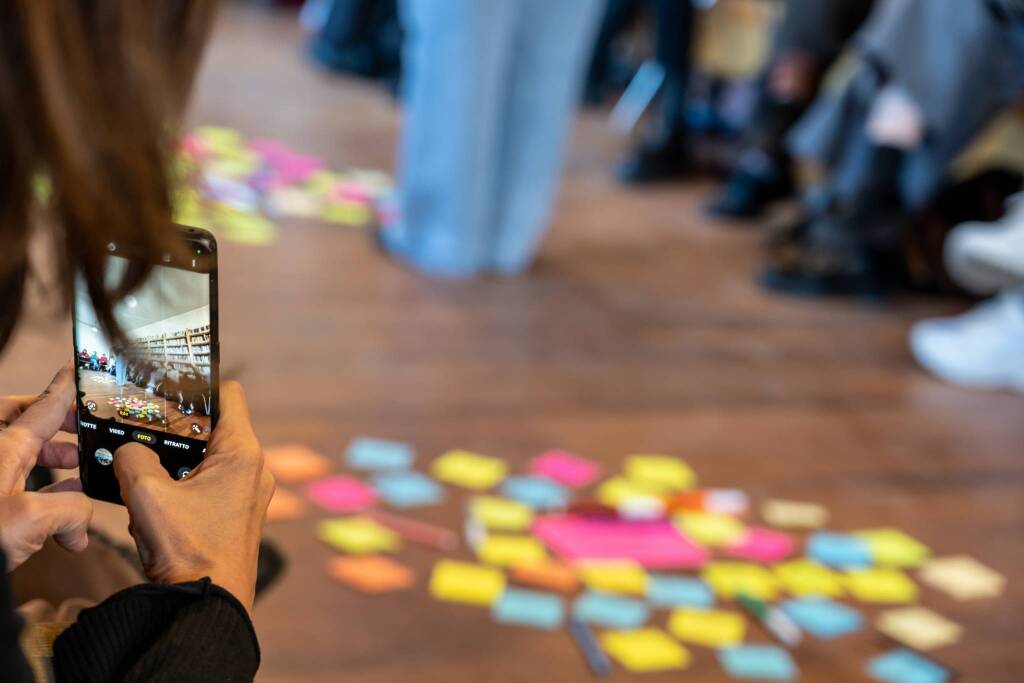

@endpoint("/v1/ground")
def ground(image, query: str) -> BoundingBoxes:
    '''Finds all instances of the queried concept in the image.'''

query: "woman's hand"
[113,382,274,614]
[0,365,93,571]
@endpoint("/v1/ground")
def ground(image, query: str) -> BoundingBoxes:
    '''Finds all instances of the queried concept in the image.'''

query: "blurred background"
[4,0,1024,681]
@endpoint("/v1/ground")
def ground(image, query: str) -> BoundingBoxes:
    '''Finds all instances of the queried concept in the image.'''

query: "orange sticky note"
[510,562,580,594]
[266,487,306,522]
[327,555,415,594]
[263,444,332,484]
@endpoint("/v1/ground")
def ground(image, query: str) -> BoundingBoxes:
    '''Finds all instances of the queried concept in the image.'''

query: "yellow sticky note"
[761,499,829,529]
[322,200,372,226]
[703,562,780,601]
[676,512,745,547]
[477,535,548,567]
[579,561,649,596]
[601,628,691,673]
[432,450,507,490]
[429,560,505,606]
[854,528,930,568]
[875,606,964,651]
[469,496,534,531]
[317,517,400,554]
[195,125,245,154]
[845,568,918,604]
[774,559,845,598]
[624,454,696,491]
[595,477,662,507]
[668,608,746,647]
[918,555,1006,601]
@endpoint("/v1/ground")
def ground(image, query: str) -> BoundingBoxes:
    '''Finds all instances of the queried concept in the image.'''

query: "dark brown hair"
[0,1,217,351]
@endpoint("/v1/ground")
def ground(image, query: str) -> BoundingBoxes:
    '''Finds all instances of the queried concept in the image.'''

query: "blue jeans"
[387,0,602,277]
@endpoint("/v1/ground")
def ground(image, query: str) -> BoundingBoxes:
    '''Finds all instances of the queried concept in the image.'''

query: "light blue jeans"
[386,0,602,277]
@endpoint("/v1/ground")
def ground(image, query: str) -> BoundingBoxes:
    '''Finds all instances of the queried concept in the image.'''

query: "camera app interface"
[75,256,213,474]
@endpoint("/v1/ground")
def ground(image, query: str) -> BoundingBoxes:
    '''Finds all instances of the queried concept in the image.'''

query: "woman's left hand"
[0,365,92,571]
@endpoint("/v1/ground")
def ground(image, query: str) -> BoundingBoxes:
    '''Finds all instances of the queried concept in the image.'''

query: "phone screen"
[74,234,218,503]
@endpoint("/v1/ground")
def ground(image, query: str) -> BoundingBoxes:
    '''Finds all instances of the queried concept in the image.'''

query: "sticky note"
[774,559,845,598]
[761,499,829,529]
[718,645,798,681]
[572,592,649,629]
[781,598,862,638]
[263,444,331,483]
[477,535,548,567]
[807,532,872,568]
[668,608,746,647]
[429,560,505,607]
[867,649,950,683]
[579,561,648,595]
[855,528,930,568]
[726,527,795,563]
[305,475,378,513]
[703,562,780,601]
[845,568,918,604]
[918,555,1006,601]
[596,477,662,507]
[510,562,579,594]
[875,607,963,651]
[432,450,507,490]
[601,628,691,673]
[533,515,709,569]
[647,576,714,609]
[318,517,400,554]
[500,476,569,510]
[530,450,600,488]
[265,487,306,522]
[676,512,746,547]
[491,588,565,630]
[373,471,444,508]
[469,496,534,531]
[326,555,414,594]
[624,454,696,491]
[346,437,414,471]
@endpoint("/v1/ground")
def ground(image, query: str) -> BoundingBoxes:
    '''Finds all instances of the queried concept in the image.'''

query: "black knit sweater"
[1,549,259,682]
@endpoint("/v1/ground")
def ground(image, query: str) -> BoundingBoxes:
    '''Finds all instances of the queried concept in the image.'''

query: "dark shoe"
[708,166,794,219]
[617,135,692,184]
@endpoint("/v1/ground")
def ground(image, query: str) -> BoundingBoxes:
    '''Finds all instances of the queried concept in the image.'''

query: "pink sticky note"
[334,182,373,204]
[533,515,709,570]
[305,475,377,513]
[248,138,293,162]
[725,527,795,563]
[530,451,601,488]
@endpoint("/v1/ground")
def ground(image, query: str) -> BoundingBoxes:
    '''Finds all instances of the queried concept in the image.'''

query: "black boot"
[707,150,794,219]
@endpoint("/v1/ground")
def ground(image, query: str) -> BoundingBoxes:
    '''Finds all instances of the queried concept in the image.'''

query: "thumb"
[113,443,170,498]
[28,490,93,554]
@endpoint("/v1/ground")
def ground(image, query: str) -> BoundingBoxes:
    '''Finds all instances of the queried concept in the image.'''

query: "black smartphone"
[73,226,219,504]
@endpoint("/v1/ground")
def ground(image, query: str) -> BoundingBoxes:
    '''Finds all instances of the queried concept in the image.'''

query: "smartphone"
[73,226,219,504]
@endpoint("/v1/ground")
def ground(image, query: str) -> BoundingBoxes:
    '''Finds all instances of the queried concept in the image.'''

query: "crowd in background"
[301,0,1024,395]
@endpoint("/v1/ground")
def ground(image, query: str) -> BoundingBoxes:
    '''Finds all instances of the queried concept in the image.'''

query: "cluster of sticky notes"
[433,450,508,490]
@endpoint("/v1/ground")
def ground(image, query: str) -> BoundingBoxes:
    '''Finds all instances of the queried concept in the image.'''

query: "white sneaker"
[945,193,1024,295]
[910,290,1024,393]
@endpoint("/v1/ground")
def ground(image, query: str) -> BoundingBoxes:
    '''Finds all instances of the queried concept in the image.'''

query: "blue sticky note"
[782,598,862,639]
[647,575,714,609]
[807,532,872,568]
[373,471,443,508]
[572,592,649,629]
[718,646,798,681]
[500,475,569,510]
[867,649,950,683]
[492,588,565,630]
[346,437,414,471]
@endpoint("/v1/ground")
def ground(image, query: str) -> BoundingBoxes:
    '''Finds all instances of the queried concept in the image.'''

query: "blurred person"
[761,0,1024,297]
[378,0,603,277]
[0,2,275,681]
[708,0,876,219]
[584,0,643,106]
[911,191,1024,392]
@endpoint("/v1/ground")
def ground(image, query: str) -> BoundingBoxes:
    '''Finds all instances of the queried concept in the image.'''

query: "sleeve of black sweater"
[0,549,35,683]
[53,578,260,683]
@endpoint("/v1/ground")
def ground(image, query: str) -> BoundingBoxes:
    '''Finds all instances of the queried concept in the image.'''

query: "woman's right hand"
[113,382,274,614]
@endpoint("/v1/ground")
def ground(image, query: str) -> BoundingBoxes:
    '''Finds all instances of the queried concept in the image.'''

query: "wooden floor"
[3,5,1024,682]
